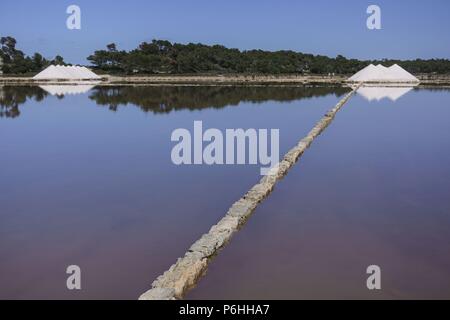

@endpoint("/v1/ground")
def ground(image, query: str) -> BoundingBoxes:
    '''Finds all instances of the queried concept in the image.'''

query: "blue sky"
[0,0,449,65]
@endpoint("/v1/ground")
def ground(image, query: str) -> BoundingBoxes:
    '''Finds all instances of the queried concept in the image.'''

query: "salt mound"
[387,64,419,82]
[33,65,101,80]
[348,64,379,82]
[348,64,419,83]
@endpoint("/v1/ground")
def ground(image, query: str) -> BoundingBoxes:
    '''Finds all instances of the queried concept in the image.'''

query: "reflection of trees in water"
[414,87,450,93]
[2,85,450,119]
[0,86,48,118]
[88,85,351,114]
[1,85,351,118]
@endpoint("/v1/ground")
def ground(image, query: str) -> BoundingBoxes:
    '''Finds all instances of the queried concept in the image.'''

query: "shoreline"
[1,74,450,86]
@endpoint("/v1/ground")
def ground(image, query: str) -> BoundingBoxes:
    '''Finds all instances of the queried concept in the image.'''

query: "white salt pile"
[33,65,101,80]
[348,64,419,83]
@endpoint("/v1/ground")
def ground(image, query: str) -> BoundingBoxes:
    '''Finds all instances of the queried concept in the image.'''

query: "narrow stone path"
[139,84,361,300]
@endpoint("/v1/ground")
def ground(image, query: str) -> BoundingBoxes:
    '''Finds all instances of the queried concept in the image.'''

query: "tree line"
[87,40,450,75]
[2,36,450,75]
[0,36,66,75]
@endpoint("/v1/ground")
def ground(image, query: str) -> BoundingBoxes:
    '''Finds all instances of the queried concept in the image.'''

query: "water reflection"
[356,85,418,102]
[88,85,350,113]
[40,84,98,96]
[0,84,346,299]
[0,85,349,118]
[187,87,450,299]
[0,86,48,118]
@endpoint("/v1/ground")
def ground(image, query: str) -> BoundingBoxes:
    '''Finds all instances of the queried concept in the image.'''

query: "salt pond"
[0,85,347,299]
[187,87,450,299]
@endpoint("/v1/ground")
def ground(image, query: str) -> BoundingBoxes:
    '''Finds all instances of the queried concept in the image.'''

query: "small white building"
[33,65,101,80]
[348,64,419,83]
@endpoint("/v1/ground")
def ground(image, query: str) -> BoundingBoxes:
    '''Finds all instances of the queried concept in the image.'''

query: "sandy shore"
[1,74,449,86]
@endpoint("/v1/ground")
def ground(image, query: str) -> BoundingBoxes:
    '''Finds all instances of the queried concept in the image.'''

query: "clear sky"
[1,0,449,65]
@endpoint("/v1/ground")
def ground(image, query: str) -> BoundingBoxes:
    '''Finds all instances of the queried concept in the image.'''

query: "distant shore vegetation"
[1,36,450,75]
[87,40,450,75]
[0,36,66,75]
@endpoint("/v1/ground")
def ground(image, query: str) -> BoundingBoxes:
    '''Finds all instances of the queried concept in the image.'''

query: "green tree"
[0,35,65,74]
[86,38,450,75]
[52,55,65,65]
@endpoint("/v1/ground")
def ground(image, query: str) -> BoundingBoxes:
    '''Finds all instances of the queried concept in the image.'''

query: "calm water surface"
[188,87,450,299]
[0,85,347,299]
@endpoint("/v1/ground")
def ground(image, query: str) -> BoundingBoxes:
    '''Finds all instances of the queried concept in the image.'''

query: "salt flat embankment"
[1,73,449,86]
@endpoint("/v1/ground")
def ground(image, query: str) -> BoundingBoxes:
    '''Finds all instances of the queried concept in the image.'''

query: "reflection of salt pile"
[348,64,419,83]
[39,85,96,96]
[356,86,415,101]
[33,65,101,80]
